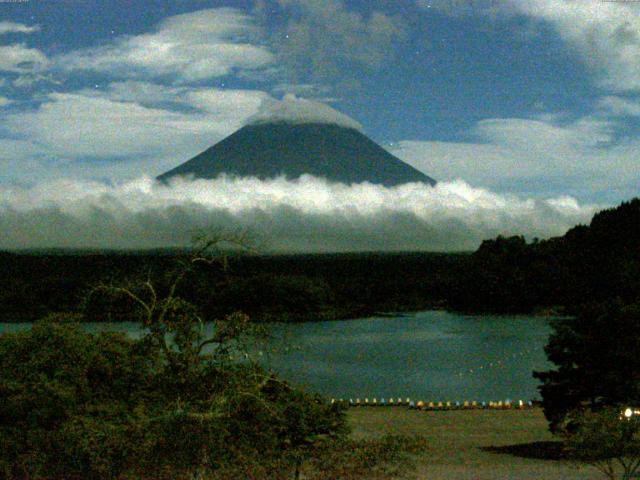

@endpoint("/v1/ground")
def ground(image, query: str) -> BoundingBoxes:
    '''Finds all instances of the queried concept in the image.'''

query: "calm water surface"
[0,310,553,402]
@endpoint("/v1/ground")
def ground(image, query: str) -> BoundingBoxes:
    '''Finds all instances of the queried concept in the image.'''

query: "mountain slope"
[157,122,436,186]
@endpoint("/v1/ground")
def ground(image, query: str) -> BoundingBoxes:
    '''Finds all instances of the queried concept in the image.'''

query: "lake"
[0,310,554,403]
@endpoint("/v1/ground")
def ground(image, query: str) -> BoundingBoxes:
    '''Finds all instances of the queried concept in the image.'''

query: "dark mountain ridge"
[158,122,436,186]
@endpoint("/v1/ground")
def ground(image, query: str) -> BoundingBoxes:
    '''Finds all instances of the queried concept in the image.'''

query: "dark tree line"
[450,198,640,313]
[0,251,464,323]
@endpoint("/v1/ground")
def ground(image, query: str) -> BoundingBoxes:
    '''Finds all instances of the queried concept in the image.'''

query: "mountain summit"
[157,95,436,186]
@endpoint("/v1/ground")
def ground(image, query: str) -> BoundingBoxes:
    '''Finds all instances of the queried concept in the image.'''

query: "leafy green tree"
[0,315,154,479]
[0,237,348,479]
[87,236,349,478]
[562,407,640,480]
[534,301,640,431]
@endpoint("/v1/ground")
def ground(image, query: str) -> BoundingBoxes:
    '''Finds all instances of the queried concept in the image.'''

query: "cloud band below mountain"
[0,176,597,252]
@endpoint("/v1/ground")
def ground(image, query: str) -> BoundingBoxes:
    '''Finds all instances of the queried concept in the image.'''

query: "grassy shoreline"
[347,407,601,479]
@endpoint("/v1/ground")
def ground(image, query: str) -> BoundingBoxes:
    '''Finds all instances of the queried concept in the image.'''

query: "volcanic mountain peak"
[158,96,436,187]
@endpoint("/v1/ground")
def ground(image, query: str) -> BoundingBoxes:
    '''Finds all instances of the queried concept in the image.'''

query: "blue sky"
[1,0,639,204]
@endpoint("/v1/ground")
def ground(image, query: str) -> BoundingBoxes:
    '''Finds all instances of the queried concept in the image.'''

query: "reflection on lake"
[0,310,553,401]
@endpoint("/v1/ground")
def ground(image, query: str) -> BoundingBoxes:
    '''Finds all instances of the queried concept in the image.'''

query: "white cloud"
[81,81,187,105]
[597,95,640,117]
[0,138,53,184]
[0,21,40,35]
[0,85,269,181]
[0,95,11,107]
[247,94,363,130]
[5,93,214,159]
[263,0,407,84]
[81,81,269,121]
[511,0,640,92]
[424,0,640,92]
[11,72,60,89]
[186,88,269,119]
[390,115,639,200]
[0,175,597,251]
[0,43,48,73]
[271,83,333,99]
[0,138,45,159]
[416,0,502,17]
[472,116,614,151]
[3,84,266,167]
[54,8,274,83]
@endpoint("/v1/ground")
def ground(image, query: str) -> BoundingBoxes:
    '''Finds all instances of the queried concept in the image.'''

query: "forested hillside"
[0,251,463,323]
[450,198,640,313]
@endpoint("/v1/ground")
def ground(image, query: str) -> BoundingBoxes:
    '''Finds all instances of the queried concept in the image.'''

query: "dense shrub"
[561,407,640,480]
[0,315,347,479]
[0,317,153,479]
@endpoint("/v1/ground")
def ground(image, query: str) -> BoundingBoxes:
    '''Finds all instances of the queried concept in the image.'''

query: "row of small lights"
[331,397,534,410]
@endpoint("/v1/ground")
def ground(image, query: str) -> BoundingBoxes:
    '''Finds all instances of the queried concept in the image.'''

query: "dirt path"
[348,407,602,479]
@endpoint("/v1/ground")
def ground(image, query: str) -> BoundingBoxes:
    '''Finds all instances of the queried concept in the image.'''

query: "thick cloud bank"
[0,176,597,252]
[246,94,363,131]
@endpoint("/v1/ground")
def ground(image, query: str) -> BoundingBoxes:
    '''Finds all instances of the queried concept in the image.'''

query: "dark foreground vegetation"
[0,244,428,479]
[0,317,425,480]
[0,318,428,479]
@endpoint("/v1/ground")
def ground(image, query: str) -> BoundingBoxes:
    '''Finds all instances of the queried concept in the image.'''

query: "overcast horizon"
[0,0,638,251]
